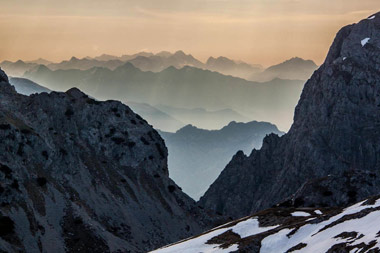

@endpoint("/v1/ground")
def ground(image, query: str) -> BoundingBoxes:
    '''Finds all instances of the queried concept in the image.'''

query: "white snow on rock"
[151,218,277,253]
[361,38,371,47]
[261,199,380,253]
[368,15,376,20]
[232,218,277,238]
[343,57,347,61]
[152,197,380,253]
[291,211,311,217]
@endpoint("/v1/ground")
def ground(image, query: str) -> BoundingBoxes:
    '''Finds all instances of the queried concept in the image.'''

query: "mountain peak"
[200,12,380,219]
[173,50,186,56]
[156,51,172,58]
[116,62,139,71]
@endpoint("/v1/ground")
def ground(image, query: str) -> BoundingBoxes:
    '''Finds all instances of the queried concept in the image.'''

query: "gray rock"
[199,12,380,219]
[278,170,380,208]
[0,72,215,252]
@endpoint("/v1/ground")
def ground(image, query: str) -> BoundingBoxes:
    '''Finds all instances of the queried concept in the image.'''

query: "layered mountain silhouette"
[249,57,318,82]
[0,68,219,252]
[159,121,283,200]
[206,56,262,79]
[8,77,186,132]
[24,64,304,131]
[155,105,249,130]
[0,60,38,77]
[1,51,316,84]
[9,77,51,95]
[199,12,380,219]
[47,57,125,71]
[127,102,185,132]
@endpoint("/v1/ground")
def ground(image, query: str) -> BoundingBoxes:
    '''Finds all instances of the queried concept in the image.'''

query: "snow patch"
[343,57,347,61]
[232,218,278,238]
[291,211,311,217]
[368,15,376,20]
[361,38,370,47]
[315,210,323,215]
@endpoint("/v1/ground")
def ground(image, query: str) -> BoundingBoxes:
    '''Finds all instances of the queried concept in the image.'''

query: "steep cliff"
[0,68,213,252]
[199,12,380,219]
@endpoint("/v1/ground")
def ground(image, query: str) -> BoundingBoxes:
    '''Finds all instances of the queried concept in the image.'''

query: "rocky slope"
[153,195,380,252]
[199,13,380,219]
[0,69,215,252]
[159,121,283,200]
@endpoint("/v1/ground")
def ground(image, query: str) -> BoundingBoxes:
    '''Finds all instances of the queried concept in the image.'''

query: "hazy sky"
[0,0,378,66]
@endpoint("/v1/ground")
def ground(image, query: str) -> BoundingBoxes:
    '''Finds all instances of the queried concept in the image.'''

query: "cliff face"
[199,13,380,219]
[0,68,212,252]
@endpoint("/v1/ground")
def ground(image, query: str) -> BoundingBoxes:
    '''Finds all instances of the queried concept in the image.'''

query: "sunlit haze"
[0,0,378,66]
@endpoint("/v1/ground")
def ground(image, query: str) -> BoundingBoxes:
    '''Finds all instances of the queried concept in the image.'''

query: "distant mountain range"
[127,102,185,132]
[159,121,284,200]
[0,60,38,77]
[249,57,318,82]
[23,63,304,131]
[155,105,250,130]
[8,77,185,132]
[0,51,316,82]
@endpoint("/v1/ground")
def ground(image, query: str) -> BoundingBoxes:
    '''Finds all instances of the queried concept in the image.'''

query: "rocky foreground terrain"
[0,69,218,252]
[199,12,380,219]
[153,195,380,252]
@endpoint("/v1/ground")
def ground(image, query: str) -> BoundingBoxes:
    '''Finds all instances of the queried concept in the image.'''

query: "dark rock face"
[0,68,8,83]
[160,121,283,200]
[278,170,380,208]
[0,72,213,252]
[199,13,380,219]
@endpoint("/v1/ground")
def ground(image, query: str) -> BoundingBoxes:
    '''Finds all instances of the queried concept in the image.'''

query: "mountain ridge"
[199,12,380,219]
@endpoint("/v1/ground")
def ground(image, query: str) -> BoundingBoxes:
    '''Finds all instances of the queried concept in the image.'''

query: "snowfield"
[152,196,380,252]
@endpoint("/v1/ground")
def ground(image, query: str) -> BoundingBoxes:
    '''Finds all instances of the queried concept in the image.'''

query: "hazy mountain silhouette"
[47,57,125,71]
[159,121,283,199]
[250,57,318,82]
[0,60,38,77]
[156,105,250,130]
[2,52,317,83]
[128,50,204,72]
[127,102,185,132]
[24,63,304,130]
[7,76,185,132]
[206,56,262,79]
[25,58,53,65]
[9,77,51,95]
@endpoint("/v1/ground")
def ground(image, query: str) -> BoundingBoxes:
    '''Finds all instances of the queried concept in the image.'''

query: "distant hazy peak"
[266,56,317,70]
[156,51,173,58]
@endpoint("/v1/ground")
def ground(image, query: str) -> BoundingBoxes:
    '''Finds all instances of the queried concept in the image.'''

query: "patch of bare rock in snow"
[152,196,380,253]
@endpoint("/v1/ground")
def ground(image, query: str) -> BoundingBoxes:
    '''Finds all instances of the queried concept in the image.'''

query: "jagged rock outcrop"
[0,68,215,252]
[199,13,380,219]
[278,170,380,209]
[159,121,283,200]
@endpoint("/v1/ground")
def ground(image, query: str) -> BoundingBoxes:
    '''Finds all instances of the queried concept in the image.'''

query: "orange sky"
[0,0,378,66]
